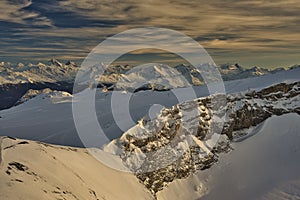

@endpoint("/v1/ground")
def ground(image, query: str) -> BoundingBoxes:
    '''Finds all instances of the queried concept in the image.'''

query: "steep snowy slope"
[157,113,300,200]
[0,137,154,200]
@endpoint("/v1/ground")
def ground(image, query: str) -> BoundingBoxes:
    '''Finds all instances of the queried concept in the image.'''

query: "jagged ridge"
[105,81,300,195]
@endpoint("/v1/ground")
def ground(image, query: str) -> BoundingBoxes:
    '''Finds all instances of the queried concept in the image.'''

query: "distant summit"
[49,58,63,67]
[219,63,243,71]
[65,60,76,66]
[0,59,299,87]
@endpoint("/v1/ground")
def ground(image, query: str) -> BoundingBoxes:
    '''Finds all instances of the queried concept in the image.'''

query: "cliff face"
[105,81,300,195]
[224,82,300,139]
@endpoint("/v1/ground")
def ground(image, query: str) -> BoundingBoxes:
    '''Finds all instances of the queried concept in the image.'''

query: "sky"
[0,0,299,68]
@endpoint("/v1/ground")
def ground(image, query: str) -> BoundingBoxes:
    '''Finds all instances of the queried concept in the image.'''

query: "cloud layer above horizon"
[0,0,299,68]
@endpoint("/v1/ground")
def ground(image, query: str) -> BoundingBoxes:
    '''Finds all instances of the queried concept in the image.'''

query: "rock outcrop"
[105,81,300,196]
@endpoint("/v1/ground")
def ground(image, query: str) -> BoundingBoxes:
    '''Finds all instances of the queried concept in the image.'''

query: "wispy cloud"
[0,0,299,68]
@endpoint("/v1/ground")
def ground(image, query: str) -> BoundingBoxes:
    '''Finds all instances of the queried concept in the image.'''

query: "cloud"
[0,0,299,67]
[0,0,53,26]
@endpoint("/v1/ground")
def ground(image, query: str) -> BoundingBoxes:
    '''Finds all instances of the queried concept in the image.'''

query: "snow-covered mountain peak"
[115,63,193,91]
[65,60,76,66]
[0,59,79,85]
[15,88,72,105]
[0,62,11,68]
[0,60,299,88]
[290,64,300,69]
[219,63,243,71]
[49,58,63,67]
[247,66,269,75]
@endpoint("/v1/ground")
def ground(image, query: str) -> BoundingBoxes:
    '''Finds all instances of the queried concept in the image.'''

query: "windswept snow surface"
[157,113,300,200]
[0,137,154,200]
[0,67,299,147]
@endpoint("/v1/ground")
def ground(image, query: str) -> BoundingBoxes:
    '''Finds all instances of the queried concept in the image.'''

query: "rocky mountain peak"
[49,58,63,67]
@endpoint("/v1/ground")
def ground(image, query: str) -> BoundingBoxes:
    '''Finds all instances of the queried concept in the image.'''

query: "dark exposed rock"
[8,162,28,171]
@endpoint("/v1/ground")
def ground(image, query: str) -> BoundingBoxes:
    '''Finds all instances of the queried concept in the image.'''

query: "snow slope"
[157,113,300,200]
[0,137,154,200]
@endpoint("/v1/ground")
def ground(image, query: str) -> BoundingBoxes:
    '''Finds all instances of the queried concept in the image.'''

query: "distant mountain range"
[0,59,299,110]
[1,59,299,85]
[0,59,78,85]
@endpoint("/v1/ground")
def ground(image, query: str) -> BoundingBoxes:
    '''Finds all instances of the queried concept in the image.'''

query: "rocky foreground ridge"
[105,81,300,196]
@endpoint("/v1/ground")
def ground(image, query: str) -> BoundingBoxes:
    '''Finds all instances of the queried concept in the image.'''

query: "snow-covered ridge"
[104,81,300,195]
[114,64,194,92]
[0,137,154,200]
[1,59,299,87]
[3,60,298,110]
[1,60,299,111]
[15,88,72,105]
[0,59,78,85]
[219,63,272,80]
